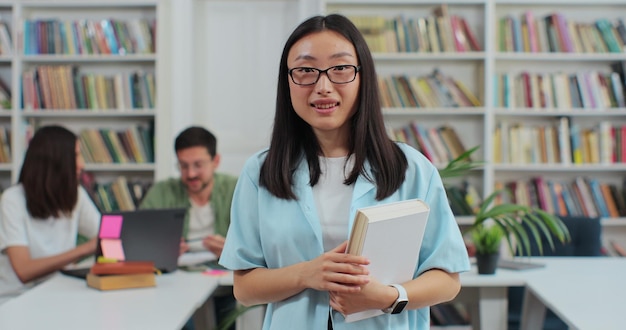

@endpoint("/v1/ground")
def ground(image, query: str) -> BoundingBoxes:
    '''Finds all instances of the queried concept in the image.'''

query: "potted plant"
[439,146,571,274]
[470,224,504,274]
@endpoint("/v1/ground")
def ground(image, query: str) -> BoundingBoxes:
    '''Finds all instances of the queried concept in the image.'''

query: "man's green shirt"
[139,173,238,239]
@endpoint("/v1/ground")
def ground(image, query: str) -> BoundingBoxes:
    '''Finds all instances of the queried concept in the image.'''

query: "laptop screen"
[95,208,186,273]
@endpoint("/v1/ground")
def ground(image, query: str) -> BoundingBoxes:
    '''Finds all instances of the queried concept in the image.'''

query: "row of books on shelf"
[81,174,151,212]
[0,21,12,55]
[350,5,481,53]
[498,12,626,53]
[494,118,626,165]
[494,69,625,110]
[22,65,155,110]
[446,176,626,220]
[390,121,470,165]
[23,18,155,55]
[498,176,626,219]
[379,70,481,109]
[78,126,154,164]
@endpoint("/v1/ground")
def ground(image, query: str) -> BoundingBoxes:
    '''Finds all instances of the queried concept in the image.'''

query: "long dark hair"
[260,14,407,201]
[19,125,79,218]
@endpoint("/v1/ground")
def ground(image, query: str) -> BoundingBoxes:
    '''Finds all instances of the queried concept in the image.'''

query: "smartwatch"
[382,283,408,314]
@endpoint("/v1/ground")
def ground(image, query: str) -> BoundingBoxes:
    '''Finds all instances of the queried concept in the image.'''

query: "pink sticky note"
[99,215,123,239]
[101,239,125,260]
[202,269,228,276]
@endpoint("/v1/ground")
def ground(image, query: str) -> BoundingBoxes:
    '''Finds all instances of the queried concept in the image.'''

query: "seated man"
[140,126,238,330]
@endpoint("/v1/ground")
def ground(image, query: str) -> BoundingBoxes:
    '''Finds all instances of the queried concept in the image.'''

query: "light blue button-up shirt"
[220,143,471,330]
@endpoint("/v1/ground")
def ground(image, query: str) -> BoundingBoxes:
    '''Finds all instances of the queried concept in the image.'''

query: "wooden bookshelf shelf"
[21,110,155,118]
[21,54,158,63]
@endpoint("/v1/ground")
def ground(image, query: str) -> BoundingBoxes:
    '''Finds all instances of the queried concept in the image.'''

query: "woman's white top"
[313,156,355,252]
[0,185,100,305]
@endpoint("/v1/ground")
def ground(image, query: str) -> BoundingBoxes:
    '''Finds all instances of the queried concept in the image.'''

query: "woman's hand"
[179,238,190,256]
[329,277,397,315]
[301,241,370,293]
[202,234,226,258]
[233,241,371,306]
[79,237,98,257]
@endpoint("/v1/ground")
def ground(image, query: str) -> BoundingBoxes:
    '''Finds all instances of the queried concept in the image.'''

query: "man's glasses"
[288,65,361,86]
[177,160,211,172]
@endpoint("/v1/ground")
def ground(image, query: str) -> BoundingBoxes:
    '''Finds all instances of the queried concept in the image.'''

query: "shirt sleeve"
[417,164,471,275]
[0,188,30,251]
[139,184,161,209]
[219,155,266,270]
[76,186,101,238]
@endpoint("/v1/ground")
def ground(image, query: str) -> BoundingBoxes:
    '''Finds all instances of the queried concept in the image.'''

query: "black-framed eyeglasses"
[288,65,361,86]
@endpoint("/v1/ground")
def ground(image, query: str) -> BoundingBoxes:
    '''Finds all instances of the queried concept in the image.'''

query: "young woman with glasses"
[220,14,470,330]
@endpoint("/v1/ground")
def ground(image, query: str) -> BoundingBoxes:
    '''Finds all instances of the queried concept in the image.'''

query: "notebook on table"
[61,208,186,278]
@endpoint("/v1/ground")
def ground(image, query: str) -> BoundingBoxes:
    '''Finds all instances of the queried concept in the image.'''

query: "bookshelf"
[321,0,489,219]
[491,0,626,254]
[321,0,626,253]
[0,0,164,211]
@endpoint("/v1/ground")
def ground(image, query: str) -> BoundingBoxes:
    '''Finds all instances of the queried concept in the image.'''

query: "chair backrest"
[520,216,602,257]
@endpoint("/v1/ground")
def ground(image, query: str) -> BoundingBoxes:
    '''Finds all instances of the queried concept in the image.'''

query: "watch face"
[391,300,408,314]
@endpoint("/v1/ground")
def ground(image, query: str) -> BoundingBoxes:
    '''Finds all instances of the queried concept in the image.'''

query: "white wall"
[162,0,318,179]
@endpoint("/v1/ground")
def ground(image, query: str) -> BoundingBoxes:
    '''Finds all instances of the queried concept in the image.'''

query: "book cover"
[407,77,434,108]
[608,184,626,217]
[599,183,620,218]
[90,261,155,276]
[438,125,467,160]
[86,272,156,291]
[588,178,609,217]
[524,11,538,52]
[449,15,468,52]
[459,17,480,51]
[344,199,430,322]
[409,121,439,164]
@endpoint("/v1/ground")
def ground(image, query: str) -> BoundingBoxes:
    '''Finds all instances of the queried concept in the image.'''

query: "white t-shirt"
[313,156,355,252]
[0,185,100,304]
[187,200,214,252]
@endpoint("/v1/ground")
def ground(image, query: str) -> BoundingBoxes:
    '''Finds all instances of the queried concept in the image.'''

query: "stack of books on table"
[87,261,157,291]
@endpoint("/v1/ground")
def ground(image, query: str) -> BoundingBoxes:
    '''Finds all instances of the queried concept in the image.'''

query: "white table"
[458,265,527,330]
[457,257,626,330]
[520,257,626,330]
[0,271,223,330]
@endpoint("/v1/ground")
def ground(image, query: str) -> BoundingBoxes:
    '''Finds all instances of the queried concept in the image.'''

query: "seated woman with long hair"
[0,125,101,305]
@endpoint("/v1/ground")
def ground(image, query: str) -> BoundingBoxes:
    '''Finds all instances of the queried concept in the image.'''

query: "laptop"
[62,208,186,278]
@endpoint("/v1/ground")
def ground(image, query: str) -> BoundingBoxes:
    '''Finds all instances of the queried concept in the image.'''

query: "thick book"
[344,199,430,322]
[86,272,156,291]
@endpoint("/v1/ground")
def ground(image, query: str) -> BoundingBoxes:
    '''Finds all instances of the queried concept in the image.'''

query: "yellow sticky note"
[96,256,118,263]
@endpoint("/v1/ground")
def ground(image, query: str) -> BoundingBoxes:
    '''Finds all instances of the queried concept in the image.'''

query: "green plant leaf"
[438,146,483,179]
[448,147,571,258]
